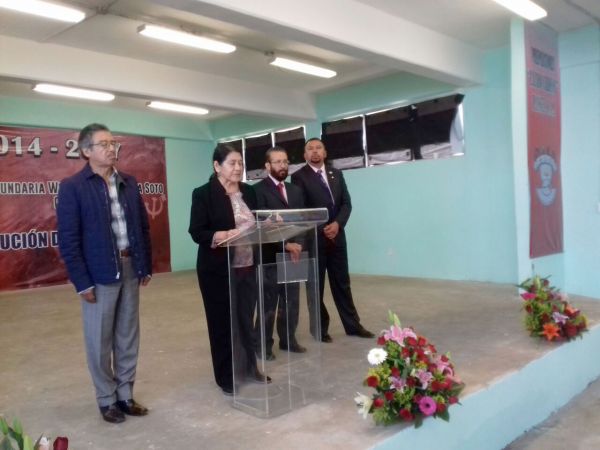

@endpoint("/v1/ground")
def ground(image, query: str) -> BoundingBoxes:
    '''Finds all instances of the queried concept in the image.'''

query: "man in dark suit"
[291,138,373,342]
[254,146,306,359]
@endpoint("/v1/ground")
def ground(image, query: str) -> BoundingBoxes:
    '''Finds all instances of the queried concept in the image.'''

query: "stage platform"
[1,271,600,450]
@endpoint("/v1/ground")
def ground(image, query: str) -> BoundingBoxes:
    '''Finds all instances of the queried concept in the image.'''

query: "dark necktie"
[316,169,336,222]
[317,169,334,204]
[277,182,288,205]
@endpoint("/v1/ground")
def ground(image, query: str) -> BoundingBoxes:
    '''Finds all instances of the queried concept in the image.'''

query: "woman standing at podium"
[189,144,270,396]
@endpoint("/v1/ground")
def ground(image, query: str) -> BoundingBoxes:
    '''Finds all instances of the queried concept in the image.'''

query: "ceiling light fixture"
[491,0,547,21]
[33,83,114,101]
[270,56,337,79]
[0,0,85,23]
[147,101,209,115]
[138,24,236,54]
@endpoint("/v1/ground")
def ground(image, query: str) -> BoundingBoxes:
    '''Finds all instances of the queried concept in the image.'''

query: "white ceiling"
[0,0,597,122]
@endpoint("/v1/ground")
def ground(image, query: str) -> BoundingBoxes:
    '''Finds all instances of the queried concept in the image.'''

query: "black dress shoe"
[251,368,272,384]
[280,341,307,353]
[321,334,333,343]
[99,404,126,424]
[116,399,148,416]
[221,386,234,396]
[349,327,375,338]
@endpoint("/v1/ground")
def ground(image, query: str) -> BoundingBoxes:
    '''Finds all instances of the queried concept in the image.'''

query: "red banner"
[525,22,563,258]
[0,125,171,291]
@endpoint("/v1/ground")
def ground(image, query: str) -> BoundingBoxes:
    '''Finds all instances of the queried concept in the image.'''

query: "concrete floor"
[2,271,600,450]
[505,375,600,450]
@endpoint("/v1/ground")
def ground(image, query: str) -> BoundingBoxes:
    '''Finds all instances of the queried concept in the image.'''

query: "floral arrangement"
[519,275,587,341]
[354,312,464,427]
[0,417,68,450]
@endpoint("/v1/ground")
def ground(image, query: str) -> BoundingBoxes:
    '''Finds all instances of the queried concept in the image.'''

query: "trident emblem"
[145,194,166,220]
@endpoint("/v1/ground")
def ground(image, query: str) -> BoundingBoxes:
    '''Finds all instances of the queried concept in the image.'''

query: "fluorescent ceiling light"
[492,0,547,21]
[147,101,209,115]
[138,24,236,54]
[33,83,114,101]
[270,57,337,79]
[0,0,85,23]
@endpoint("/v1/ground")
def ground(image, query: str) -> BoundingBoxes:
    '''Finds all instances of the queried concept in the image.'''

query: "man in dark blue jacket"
[57,123,152,424]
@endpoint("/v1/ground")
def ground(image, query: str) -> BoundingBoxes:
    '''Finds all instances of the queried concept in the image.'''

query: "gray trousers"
[81,257,140,408]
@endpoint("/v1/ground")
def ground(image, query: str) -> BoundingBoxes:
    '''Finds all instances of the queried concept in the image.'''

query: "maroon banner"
[0,125,171,291]
[525,22,563,258]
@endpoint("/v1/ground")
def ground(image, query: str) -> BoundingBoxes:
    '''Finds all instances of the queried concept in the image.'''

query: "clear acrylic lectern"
[220,207,328,418]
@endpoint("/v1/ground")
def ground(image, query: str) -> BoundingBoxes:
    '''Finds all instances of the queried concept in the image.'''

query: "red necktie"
[277,182,288,205]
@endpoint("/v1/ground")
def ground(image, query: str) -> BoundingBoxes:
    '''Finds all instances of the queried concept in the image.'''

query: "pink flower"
[383,325,417,346]
[418,396,437,416]
[552,311,569,325]
[433,354,453,376]
[521,292,536,301]
[415,369,433,389]
[389,376,406,391]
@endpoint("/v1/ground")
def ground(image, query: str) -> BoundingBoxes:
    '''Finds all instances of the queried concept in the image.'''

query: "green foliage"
[519,275,588,341]
[0,418,33,450]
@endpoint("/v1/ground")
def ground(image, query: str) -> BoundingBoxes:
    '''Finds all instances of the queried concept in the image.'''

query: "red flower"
[406,337,418,347]
[54,437,69,450]
[436,403,447,414]
[390,367,400,377]
[399,408,413,421]
[448,396,458,404]
[430,380,441,392]
[564,324,578,338]
[377,335,386,345]
[373,397,384,408]
[441,355,449,363]
[428,364,437,373]
[564,305,577,317]
[384,391,395,401]
[401,348,411,358]
[525,304,533,313]
[366,376,379,388]
[417,336,427,346]
[406,377,416,387]
[413,393,422,403]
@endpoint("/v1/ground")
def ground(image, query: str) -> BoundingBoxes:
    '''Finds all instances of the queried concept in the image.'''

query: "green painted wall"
[561,25,600,298]
[0,96,212,140]
[165,138,214,271]
[321,53,517,282]
[210,60,519,283]
[210,113,301,141]
[316,72,454,119]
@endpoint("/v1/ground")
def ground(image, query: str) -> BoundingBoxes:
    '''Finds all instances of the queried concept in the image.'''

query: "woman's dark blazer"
[188,175,257,276]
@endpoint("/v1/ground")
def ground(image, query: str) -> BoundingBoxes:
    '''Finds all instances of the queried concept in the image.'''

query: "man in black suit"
[254,146,307,360]
[291,138,373,342]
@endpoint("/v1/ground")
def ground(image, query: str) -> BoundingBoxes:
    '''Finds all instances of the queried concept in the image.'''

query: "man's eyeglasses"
[91,140,120,150]
[269,160,289,166]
